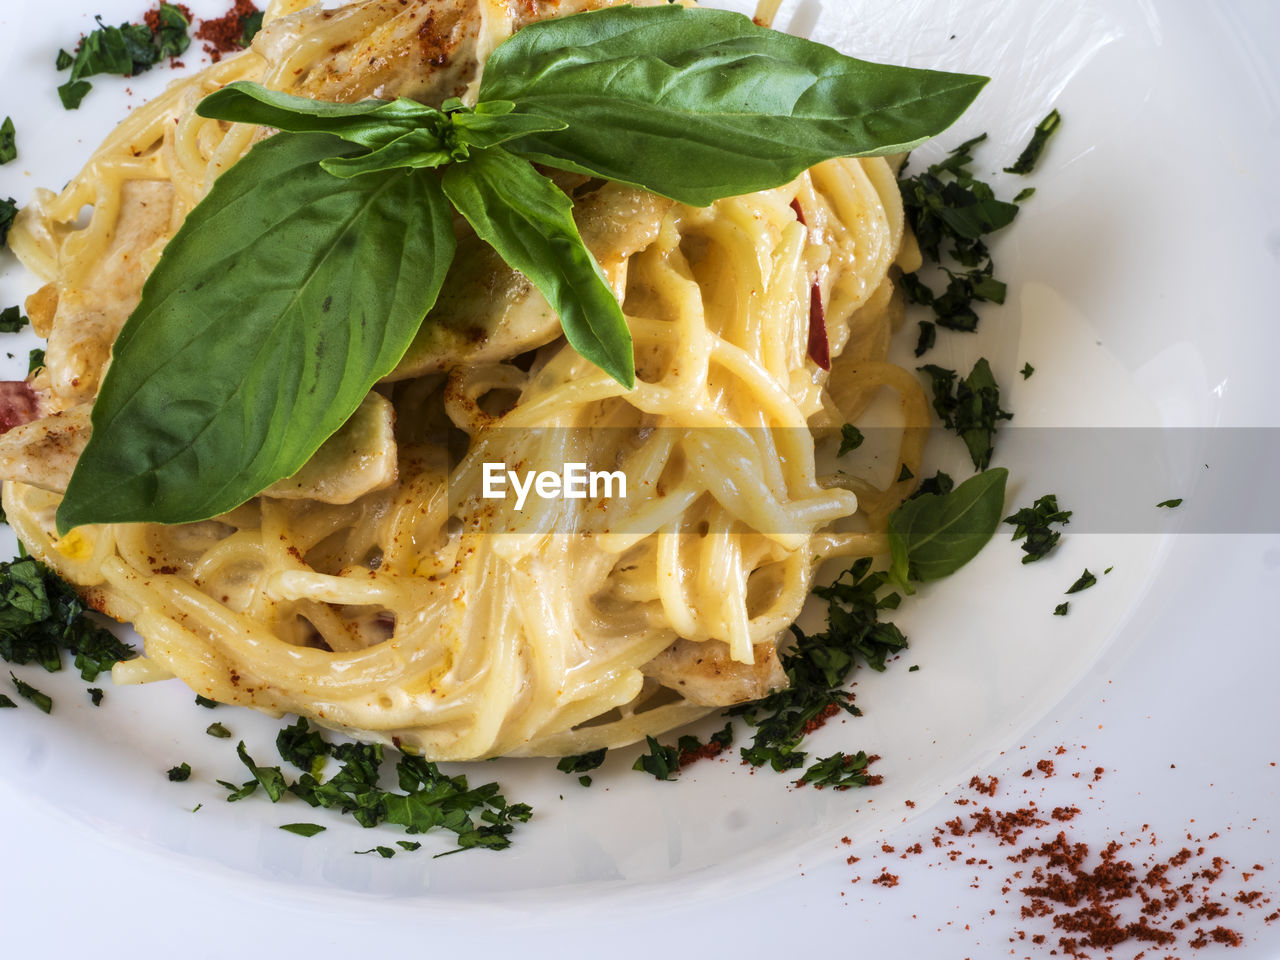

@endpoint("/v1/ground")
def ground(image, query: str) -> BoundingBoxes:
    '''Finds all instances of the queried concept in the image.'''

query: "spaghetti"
[1,0,930,760]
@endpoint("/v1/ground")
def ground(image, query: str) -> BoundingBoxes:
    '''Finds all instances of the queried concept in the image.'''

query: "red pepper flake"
[970,775,999,796]
[840,748,1269,957]
[195,0,260,62]
[800,701,841,736]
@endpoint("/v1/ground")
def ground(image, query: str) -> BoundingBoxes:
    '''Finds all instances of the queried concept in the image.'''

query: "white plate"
[1,0,1279,956]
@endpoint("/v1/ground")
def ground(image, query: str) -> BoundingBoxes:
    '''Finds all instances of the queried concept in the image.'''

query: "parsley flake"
[632,736,680,780]
[0,197,17,245]
[837,424,865,457]
[194,694,219,708]
[1053,602,1069,616]
[88,687,104,706]
[1004,109,1062,175]
[1156,498,1183,509]
[1020,362,1034,379]
[0,693,15,708]
[919,358,1012,470]
[0,306,28,333]
[280,822,326,837]
[1003,494,1071,563]
[206,722,232,738]
[0,117,14,165]
[796,751,878,790]
[167,762,191,782]
[10,672,52,713]
[1065,569,1097,595]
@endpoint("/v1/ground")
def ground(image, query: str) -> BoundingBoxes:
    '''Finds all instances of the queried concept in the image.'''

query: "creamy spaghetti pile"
[0,0,929,759]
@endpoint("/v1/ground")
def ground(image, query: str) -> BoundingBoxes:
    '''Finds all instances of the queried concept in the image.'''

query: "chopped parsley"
[280,822,326,837]
[0,117,14,165]
[55,5,193,109]
[1003,494,1072,563]
[0,693,15,708]
[913,320,936,357]
[276,715,330,777]
[556,748,606,778]
[918,358,1012,470]
[1065,569,1097,595]
[27,348,45,375]
[356,846,397,858]
[0,556,135,680]
[1004,109,1063,175]
[194,694,219,708]
[1053,602,1069,616]
[1013,186,1035,203]
[167,762,191,782]
[87,687,104,706]
[729,557,904,772]
[1020,362,1034,379]
[205,721,231,738]
[0,306,29,333]
[898,133,1019,339]
[1156,498,1183,509]
[0,197,17,246]
[10,672,52,713]
[896,463,914,482]
[632,735,680,780]
[909,470,954,500]
[796,751,879,790]
[837,424,865,456]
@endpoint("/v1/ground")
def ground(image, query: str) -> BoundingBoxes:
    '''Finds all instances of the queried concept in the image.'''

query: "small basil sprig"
[888,468,1008,592]
[57,5,986,531]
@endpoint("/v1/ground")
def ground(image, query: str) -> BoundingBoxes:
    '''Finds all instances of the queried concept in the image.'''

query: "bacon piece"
[791,199,831,370]
[0,381,40,434]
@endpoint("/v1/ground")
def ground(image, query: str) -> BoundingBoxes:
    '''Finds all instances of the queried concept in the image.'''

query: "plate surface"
[1,0,1278,956]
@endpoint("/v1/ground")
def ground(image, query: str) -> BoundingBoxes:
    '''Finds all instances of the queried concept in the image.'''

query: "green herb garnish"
[194,694,219,708]
[0,693,15,708]
[730,557,905,772]
[27,348,44,376]
[1020,362,1034,379]
[888,468,1008,591]
[556,748,606,777]
[837,424,865,456]
[896,463,914,482]
[1003,493,1071,564]
[898,133,1018,338]
[0,306,29,333]
[10,672,52,713]
[356,846,397,858]
[87,687,103,705]
[0,117,15,165]
[280,822,326,837]
[796,751,878,790]
[1065,569,1097,594]
[632,736,680,781]
[55,4,192,109]
[277,715,332,777]
[909,470,954,500]
[205,722,231,739]
[54,5,986,532]
[0,198,17,245]
[1156,499,1183,509]
[1004,109,1062,175]
[1053,602,1069,616]
[167,762,191,782]
[0,556,135,680]
[919,358,1012,470]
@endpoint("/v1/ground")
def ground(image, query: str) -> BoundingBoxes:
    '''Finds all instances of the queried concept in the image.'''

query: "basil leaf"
[449,108,568,150]
[479,5,987,205]
[320,130,453,178]
[442,147,633,388]
[888,467,1008,590]
[57,133,456,531]
[197,82,441,149]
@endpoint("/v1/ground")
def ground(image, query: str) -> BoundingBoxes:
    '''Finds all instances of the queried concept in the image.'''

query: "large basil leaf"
[197,81,441,149]
[888,468,1008,591]
[56,132,455,531]
[441,147,633,388]
[480,5,987,205]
